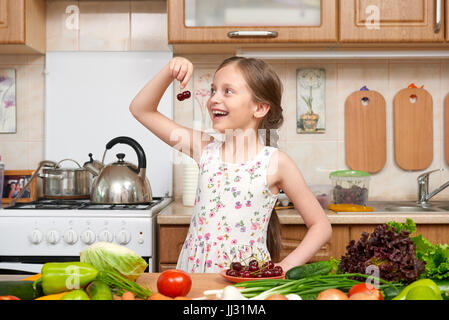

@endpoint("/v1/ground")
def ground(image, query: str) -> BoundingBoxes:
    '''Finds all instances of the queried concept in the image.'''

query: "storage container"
[329,170,370,206]
[309,184,333,209]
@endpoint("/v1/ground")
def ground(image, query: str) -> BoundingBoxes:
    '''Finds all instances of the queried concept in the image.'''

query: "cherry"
[182,90,191,99]
[177,91,191,101]
[248,260,258,268]
[231,262,243,271]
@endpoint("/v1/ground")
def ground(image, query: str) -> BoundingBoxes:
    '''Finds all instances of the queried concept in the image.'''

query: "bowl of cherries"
[220,259,284,283]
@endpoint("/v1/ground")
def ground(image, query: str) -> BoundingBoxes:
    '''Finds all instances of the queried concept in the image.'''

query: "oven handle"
[0,262,43,273]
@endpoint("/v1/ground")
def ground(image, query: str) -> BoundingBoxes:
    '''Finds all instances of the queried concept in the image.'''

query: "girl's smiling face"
[207,63,258,133]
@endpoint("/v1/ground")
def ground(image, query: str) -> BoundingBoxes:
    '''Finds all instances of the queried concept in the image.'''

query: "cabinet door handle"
[228,31,278,38]
[435,0,442,33]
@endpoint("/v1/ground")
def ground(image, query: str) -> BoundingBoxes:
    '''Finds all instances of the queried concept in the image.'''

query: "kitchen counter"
[0,273,231,300]
[157,199,449,225]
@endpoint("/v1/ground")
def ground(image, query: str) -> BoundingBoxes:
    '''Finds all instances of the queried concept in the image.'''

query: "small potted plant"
[298,70,322,132]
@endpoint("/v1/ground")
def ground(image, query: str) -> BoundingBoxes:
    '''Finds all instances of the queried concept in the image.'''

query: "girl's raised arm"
[129,57,212,162]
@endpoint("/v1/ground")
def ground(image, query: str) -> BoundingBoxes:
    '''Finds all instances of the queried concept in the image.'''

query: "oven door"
[0,256,152,274]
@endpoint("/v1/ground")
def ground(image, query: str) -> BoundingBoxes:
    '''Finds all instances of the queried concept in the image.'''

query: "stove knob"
[46,230,60,245]
[116,230,131,245]
[63,229,78,245]
[29,229,43,244]
[99,230,113,242]
[81,230,96,245]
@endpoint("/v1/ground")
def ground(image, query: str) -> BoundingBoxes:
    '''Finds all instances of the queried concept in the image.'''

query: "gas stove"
[5,198,164,210]
[0,197,172,274]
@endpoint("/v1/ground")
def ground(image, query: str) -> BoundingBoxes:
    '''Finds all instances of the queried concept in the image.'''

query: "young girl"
[130,56,332,273]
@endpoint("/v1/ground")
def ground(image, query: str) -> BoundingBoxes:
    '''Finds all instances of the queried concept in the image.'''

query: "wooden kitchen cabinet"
[349,224,449,245]
[447,0,449,41]
[280,225,349,262]
[0,0,46,54]
[168,0,338,45]
[340,0,445,43]
[158,224,349,271]
[158,225,189,271]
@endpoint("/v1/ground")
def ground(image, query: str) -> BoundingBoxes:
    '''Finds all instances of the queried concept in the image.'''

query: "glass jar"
[329,170,370,206]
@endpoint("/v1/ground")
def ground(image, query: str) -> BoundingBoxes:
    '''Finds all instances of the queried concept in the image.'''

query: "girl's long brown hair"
[216,56,284,262]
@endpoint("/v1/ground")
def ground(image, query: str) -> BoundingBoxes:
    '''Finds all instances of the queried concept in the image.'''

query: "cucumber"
[0,281,44,300]
[285,261,333,280]
[86,280,113,300]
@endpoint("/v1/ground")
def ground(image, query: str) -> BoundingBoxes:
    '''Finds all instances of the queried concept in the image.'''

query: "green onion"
[234,273,400,300]
[97,270,152,299]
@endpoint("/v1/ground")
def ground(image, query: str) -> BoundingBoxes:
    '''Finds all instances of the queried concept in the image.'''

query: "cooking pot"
[84,136,152,204]
[40,159,92,199]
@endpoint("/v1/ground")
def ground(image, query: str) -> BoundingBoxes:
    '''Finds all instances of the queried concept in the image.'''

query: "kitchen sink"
[365,201,449,213]
[384,206,442,212]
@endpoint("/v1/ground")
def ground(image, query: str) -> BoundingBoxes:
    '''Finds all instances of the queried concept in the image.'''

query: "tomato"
[348,283,383,300]
[157,269,192,298]
[0,296,20,300]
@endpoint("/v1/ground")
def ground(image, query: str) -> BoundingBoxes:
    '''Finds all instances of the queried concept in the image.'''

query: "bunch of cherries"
[225,259,283,278]
[177,90,191,101]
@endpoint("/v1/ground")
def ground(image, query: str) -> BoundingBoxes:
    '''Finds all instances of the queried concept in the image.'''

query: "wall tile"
[0,141,29,170]
[46,0,80,51]
[130,0,169,51]
[79,1,130,51]
[282,140,339,186]
[25,65,45,141]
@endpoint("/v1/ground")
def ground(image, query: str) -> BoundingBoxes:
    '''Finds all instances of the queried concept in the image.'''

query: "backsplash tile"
[79,1,130,51]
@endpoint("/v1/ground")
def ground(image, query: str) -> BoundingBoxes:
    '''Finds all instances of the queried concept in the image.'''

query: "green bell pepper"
[393,279,443,300]
[61,289,90,300]
[34,262,98,295]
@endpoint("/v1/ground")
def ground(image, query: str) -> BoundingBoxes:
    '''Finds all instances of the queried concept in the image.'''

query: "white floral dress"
[176,140,279,273]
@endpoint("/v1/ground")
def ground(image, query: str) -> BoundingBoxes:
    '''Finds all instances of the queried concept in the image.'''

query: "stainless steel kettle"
[84,136,152,204]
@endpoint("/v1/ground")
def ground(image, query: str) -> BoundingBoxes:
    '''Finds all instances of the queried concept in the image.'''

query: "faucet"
[417,169,449,206]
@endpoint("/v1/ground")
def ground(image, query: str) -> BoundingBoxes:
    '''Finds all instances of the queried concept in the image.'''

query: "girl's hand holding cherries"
[169,57,193,101]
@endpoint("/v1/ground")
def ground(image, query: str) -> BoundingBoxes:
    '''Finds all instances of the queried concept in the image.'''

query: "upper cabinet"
[340,0,445,43]
[168,0,338,44]
[0,0,46,54]
[447,0,449,41]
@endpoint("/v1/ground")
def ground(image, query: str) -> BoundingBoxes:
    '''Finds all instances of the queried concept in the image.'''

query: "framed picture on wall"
[0,69,17,133]
[1,170,37,204]
[296,68,326,134]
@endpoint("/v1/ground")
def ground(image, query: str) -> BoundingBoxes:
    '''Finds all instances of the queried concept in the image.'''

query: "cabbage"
[80,242,148,281]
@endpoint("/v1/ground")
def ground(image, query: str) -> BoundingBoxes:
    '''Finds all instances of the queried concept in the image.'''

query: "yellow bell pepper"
[328,204,374,212]
[35,291,70,300]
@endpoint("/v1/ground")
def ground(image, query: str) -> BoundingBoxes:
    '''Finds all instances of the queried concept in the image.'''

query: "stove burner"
[4,197,163,210]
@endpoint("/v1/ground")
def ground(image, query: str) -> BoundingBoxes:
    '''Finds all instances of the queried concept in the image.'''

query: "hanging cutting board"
[345,90,386,173]
[444,93,449,165]
[394,88,433,171]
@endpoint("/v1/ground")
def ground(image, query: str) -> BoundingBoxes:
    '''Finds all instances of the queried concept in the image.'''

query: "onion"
[317,289,349,300]
[265,294,288,300]
[349,292,380,300]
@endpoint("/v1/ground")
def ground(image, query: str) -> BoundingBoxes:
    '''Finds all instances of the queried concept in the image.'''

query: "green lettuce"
[388,219,449,280]
[80,242,148,281]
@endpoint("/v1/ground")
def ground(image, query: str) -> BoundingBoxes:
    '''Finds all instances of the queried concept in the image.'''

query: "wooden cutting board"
[394,88,433,171]
[445,93,449,165]
[345,90,386,173]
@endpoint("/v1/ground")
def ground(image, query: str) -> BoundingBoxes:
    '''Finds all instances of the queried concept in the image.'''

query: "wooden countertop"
[0,273,232,300]
[137,273,231,299]
[157,199,449,225]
